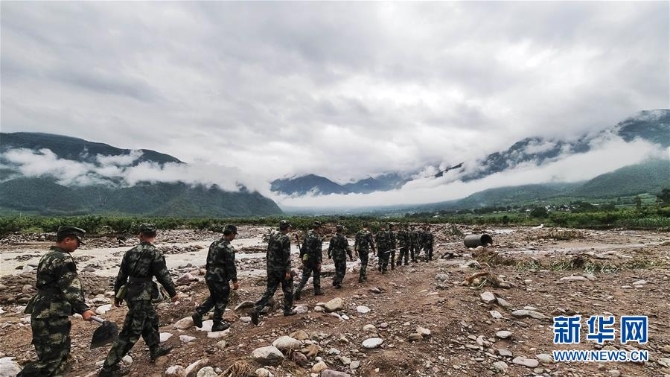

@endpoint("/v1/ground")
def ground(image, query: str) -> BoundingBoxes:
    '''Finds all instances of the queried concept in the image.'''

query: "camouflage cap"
[224,224,238,234]
[335,224,344,232]
[387,223,394,229]
[362,222,369,227]
[57,226,86,243]
[139,223,157,233]
[312,221,322,228]
[279,220,291,230]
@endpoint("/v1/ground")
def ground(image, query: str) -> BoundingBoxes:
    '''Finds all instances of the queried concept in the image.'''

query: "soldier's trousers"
[333,258,346,286]
[390,250,396,269]
[398,247,409,265]
[18,316,71,377]
[101,300,159,371]
[255,270,293,313]
[379,250,390,272]
[425,246,433,261]
[359,251,369,281]
[410,246,418,262]
[195,280,231,323]
[296,263,321,293]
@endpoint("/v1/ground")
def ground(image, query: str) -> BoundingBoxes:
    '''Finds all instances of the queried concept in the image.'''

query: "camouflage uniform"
[328,229,353,288]
[194,236,237,327]
[354,228,375,282]
[396,226,411,266]
[19,246,90,377]
[254,228,293,315]
[375,227,396,273]
[409,227,419,263]
[100,240,177,375]
[421,228,434,261]
[295,227,323,298]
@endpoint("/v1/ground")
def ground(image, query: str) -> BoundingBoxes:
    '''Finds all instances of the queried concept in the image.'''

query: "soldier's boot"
[191,312,203,328]
[335,283,342,289]
[211,321,230,332]
[293,289,302,301]
[314,288,324,296]
[251,309,260,326]
[150,345,173,363]
[358,277,364,283]
[283,308,297,316]
[98,365,130,377]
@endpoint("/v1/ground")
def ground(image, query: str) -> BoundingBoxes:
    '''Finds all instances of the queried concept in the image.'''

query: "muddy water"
[0,235,346,278]
[0,236,272,277]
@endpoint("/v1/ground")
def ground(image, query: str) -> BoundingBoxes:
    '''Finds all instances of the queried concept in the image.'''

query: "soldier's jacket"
[409,230,419,247]
[204,238,238,284]
[267,230,291,274]
[328,233,353,261]
[31,246,89,318]
[300,230,323,265]
[114,242,177,301]
[375,230,396,252]
[396,229,410,249]
[354,229,375,253]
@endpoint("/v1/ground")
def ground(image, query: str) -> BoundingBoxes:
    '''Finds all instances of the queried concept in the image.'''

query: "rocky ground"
[0,225,669,377]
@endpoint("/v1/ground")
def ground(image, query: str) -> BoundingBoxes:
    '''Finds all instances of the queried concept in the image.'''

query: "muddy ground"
[0,225,669,377]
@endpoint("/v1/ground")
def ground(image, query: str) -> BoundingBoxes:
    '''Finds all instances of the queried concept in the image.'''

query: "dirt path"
[0,225,669,377]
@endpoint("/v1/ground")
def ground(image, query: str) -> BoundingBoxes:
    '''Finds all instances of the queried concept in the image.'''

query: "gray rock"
[255,368,272,377]
[362,338,384,349]
[252,346,284,366]
[495,331,513,339]
[356,305,371,314]
[196,367,218,377]
[496,297,512,308]
[490,310,503,319]
[173,317,194,330]
[498,349,513,357]
[536,353,553,364]
[350,360,360,370]
[492,361,508,372]
[408,333,423,341]
[165,365,186,376]
[0,357,21,377]
[272,336,302,352]
[320,370,351,377]
[480,291,496,304]
[435,273,449,281]
[324,298,344,312]
[512,357,539,368]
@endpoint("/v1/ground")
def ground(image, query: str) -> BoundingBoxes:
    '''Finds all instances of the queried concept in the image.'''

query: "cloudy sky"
[1,2,668,208]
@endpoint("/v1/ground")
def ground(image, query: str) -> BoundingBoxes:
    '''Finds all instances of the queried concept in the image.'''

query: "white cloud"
[1,2,667,207]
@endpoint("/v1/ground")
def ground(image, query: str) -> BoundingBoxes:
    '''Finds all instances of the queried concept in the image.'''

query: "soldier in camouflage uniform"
[251,220,295,325]
[409,226,419,263]
[421,226,434,261]
[294,221,324,300]
[19,226,95,377]
[396,224,411,266]
[328,225,354,289]
[191,225,239,332]
[354,222,375,282]
[374,223,396,274]
[99,224,178,377]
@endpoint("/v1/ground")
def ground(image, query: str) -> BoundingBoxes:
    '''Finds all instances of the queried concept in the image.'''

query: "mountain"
[271,174,350,196]
[0,132,181,165]
[0,133,282,217]
[272,110,670,198]
[572,158,670,198]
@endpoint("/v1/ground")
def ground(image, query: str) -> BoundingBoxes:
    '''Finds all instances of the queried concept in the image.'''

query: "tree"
[530,206,549,218]
[658,188,670,206]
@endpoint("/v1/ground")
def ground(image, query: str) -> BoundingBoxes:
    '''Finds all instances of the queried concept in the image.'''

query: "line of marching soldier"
[18,220,433,376]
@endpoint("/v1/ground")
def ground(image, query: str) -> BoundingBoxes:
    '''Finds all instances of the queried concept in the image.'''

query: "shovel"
[90,316,119,349]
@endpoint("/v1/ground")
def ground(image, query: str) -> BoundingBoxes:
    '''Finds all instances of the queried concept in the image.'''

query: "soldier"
[251,220,295,325]
[328,225,354,289]
[375,223,395,274]
[354,222,376,282]
[409,226,419,263]
[191,224,239,332]
[18,226,95,377]
[99,224,178,377]
[396,224,411,266]
[421,226,435,261]
[294,221,324,300]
